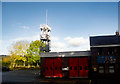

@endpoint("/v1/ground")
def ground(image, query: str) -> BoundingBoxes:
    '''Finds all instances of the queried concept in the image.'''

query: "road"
[2,70,90,84]
[2,70,120,84]
[2,70,42,83]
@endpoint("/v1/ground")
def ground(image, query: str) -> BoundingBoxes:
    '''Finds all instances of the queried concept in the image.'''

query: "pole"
[46,10,47,25]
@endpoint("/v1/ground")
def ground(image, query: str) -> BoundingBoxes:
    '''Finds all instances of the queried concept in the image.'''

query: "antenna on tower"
[118,1,120,33]
[40,10,51,52]
[46,10,47,25]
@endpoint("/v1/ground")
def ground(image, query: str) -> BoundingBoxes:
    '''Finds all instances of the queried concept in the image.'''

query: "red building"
[40,51,90,78]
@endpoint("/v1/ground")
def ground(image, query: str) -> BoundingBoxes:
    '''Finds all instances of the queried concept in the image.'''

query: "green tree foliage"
[3,40,45,69]
[2,56,11,67]
[9,41,29,68]
[27,40,45,67]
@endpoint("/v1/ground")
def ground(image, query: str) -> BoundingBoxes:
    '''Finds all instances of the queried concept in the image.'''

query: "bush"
[2,62,10,67]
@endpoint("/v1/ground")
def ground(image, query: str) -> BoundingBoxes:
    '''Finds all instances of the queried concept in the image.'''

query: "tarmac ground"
[1,70,120,84]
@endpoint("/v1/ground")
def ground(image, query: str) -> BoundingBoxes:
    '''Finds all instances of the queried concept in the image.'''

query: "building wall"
[90,46,120,78]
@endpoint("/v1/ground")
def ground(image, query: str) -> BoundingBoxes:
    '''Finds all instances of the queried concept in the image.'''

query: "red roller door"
[69,58,78,77]
[45,58,54,77]
[83,57,88,77]
[54,58,62,77]
[79,57,88,77]
[79,58,84,77]
[83,64,88,77]
[83,57,88,64]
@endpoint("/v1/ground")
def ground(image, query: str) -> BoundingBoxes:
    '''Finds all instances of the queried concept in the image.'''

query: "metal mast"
[40,10,51,52]
[118,1,120,33]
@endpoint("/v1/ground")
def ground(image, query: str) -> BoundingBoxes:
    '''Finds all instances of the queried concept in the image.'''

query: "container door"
[83,57,88,64]
[79,58,84,77]
[45,58,54,77]
[54,58,62,77]
[69,58,78,77]
[84,64,88,77]
[83,57,88,77]
[79,65,84,77]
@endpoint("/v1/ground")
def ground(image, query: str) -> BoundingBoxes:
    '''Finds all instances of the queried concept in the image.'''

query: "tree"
[9,41,29,68]
[2,56,11,67]
[27,40,45,67]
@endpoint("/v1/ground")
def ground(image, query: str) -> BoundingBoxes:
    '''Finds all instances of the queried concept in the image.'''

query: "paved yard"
[2,70,120,84]
[2,70,41,83]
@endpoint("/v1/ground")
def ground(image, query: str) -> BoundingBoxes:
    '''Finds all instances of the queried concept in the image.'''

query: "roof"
[41,51,91,57]
[90,35,120,47]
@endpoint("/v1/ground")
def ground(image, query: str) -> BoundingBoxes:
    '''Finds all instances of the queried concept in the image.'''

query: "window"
[98,48,102,55]
[109,66,115,73]
[85,66,88,70]
[50,67,52,70]
[55,66,57,70]
[46,67,48,70]
[80,66,82,70]
[59,66,62,70]
[70,66,72,70]
[108,48,114,55]
[75,66,77,70]
[98,66,104,73]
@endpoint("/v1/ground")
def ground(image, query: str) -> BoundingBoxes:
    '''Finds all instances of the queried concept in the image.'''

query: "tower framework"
[40,24,51,52]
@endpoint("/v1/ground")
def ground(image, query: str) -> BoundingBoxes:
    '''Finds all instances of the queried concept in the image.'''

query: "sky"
[1,2,118,55]
[1,0,120,2]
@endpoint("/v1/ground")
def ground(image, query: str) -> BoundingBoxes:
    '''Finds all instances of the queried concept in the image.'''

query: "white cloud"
[51,42,65,48]
[11,34,40,42]
[64,37,89,47]
[51,36,66,52]
[0,40,2,46]
[0,40,3,55]
[51,36,59,41]
[50,36,90,52]
[51,42,66,52]
[64,36,90,51]
[20,26,30,29]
